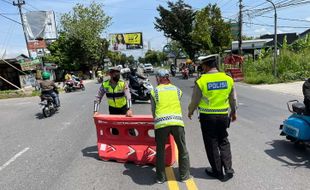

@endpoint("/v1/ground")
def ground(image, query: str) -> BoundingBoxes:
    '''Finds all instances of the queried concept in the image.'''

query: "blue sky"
[0,0,310,58]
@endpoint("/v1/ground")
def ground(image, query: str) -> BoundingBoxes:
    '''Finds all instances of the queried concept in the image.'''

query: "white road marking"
[0,147,30,172]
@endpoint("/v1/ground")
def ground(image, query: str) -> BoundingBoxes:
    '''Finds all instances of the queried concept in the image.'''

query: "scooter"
[130,79,153,103]
[39,94,58,117]
[171,67,176,77]
[64,79,85,92]
[280,100,310,147]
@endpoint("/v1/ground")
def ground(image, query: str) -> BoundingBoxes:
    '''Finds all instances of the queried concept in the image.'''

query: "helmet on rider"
[156,69,170,78]
[42,71,51,80]
[186,59,192,64]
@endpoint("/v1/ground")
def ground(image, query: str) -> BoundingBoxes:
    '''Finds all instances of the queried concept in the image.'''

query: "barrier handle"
[94,101,100,113]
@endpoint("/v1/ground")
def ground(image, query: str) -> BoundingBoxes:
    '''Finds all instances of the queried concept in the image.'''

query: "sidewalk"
[248,81,304,98]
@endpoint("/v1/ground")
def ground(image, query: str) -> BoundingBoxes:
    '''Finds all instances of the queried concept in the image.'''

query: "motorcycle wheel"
[81,84,85,91]
[43,106,51,117]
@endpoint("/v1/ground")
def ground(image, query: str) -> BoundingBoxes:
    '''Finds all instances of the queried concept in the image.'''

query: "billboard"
[23,11,57,40]
[110,32,143,51]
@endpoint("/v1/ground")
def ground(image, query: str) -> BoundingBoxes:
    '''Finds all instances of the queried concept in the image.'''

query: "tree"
[155,0,199,59]
[192,4,232,53]
[145,50,159,65]
[127,55,135,64]
[138,57,145,63]
[59,2,111,70]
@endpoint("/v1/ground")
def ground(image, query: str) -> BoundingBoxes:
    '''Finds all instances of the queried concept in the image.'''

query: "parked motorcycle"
[64,79,85,93]
[182,68,189,79]
[280,100,310,147]
[39,94,58,117]
[130,79,153,103]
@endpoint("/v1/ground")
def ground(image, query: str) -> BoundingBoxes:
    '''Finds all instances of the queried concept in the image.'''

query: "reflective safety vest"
[102,80,127,108]
[151,84,184,129]
[196,72,234,114]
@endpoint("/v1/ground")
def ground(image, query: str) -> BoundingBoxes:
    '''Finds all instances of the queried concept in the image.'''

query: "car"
[143,63,154,73]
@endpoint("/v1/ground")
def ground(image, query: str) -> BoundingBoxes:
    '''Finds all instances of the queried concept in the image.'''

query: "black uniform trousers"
[199,113,232,176]
[109,105,135,136]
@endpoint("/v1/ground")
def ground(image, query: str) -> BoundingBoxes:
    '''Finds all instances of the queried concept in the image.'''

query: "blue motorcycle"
[280,100,310,146]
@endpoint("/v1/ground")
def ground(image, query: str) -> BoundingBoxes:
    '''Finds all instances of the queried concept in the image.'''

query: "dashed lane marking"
[0,147,30,172]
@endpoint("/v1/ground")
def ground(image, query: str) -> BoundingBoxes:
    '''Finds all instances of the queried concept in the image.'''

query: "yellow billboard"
[110,32,143,51]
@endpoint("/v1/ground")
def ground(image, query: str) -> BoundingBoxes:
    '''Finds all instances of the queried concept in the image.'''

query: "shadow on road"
[35,113,45,120]
[123,163,155,185]
[81,145,100,160]
[189,167,218,180]
[265,140,310,169]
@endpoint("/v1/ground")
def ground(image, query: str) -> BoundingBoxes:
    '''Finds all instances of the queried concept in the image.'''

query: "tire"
[43,106,51,117]
[81,84,85,91]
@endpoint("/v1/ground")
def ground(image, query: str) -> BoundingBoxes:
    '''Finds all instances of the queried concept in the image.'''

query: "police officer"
[151,69,191,184]
[94,66,133,117]
[188,55,237,181]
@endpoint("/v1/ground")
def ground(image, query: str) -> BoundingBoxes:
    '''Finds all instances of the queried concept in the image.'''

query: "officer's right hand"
[188,112,193,120]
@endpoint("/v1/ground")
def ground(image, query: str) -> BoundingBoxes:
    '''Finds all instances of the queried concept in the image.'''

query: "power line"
[0,12,21,24]
[243,21,310,28]
[259,15,310,23]
[0,0,12,5]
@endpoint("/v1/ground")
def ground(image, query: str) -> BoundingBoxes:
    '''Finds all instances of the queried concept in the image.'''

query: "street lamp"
[266,0,277,77]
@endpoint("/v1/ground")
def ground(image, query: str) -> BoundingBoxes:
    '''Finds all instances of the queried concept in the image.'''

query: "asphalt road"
[0,74,309,190]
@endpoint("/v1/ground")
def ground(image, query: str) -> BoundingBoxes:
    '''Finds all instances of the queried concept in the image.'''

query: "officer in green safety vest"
[151,69,190,184]
[94,66,133,117]
[188,55,237,181]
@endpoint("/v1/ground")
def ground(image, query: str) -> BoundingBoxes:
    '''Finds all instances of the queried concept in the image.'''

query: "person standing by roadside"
[188,55,237,181]
[150,69,191,184]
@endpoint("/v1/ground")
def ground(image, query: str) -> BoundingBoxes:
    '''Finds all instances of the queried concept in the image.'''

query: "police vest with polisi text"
[102,80,127,108]
[151,84,184,129]
[196,72,234,114]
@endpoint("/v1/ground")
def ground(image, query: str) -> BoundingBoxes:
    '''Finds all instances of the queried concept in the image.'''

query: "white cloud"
[306,17,310,21]
[254,27,270,35]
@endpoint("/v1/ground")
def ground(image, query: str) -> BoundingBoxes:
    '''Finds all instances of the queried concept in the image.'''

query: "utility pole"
[238,0,243,55]
[13,0,31,58]
[266,0,277,77]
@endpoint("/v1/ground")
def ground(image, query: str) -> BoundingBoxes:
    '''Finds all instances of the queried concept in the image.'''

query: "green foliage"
[47,2,111,70]
[155,0,199,59]
[192,4,232,53]
[244,48,310,84]
[289,34,310,52]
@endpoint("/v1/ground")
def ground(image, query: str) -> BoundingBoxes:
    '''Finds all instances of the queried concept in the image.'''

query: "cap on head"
[156,69,169,78]
[198,54,218,67]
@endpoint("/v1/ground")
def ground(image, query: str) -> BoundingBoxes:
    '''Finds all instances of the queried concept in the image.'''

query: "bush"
[243,48,310,84]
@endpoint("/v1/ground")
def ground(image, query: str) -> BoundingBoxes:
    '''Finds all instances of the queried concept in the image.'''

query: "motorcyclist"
[39,71,60,107]
[170,64,176,76]
[128,67,147,94]
[303,78,310,115]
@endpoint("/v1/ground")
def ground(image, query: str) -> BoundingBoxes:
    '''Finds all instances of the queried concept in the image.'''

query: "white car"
[143,63,154,73]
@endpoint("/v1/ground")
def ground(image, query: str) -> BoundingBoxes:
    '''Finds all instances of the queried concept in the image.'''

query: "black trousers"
[199,114,232,175]
[108,105,135,136]
[155,126,190,181]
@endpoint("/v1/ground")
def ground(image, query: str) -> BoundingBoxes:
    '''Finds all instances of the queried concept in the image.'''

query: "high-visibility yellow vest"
[151,84,184,129]
[196,72,234,114]
[102,80,127,108]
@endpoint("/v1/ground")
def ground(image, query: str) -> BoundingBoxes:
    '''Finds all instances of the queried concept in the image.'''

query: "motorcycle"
[171,67,176,77]
[64,78,85,93]
[130,78,153,103]
[39,94,58,117]
[280,100,310,147]
[181,68,189,79]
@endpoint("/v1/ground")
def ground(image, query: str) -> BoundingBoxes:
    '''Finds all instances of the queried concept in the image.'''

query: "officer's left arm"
[150,96,156,118]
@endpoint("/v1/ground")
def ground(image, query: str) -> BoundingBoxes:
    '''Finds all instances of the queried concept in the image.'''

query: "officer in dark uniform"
[188,55,237,181]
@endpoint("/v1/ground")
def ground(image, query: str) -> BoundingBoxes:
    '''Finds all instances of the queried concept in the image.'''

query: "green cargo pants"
[155,125,190,181]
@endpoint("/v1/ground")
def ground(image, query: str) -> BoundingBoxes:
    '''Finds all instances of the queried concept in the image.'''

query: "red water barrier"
[93,114,176,166]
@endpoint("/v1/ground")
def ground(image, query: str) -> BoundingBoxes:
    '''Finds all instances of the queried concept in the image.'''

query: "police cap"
[156,69,170,78]
[198,54,218,66]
